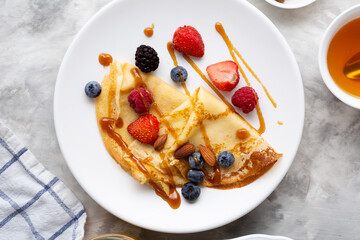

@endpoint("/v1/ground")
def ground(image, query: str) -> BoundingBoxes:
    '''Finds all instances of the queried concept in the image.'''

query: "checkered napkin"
[0,122,86,240]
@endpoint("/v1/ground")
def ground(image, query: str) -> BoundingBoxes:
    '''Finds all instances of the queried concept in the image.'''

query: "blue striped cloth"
[0,122,86,239]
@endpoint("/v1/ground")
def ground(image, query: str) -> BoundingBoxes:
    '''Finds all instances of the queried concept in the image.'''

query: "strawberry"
[206,61,240,91]
[173,25,205,57]
[127,114,159,144]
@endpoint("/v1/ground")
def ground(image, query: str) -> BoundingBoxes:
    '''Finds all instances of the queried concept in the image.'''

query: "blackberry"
[135,45,159,73]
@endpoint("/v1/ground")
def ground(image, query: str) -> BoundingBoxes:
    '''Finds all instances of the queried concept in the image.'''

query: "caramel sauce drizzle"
[139,90,150,113]
[149,181,180,209]
[130,68,145,88]
[182,47,261,135]
[101,118,180,209]
[214,22,273,134]
[159,152,174,184]
[200,124,221,184]
[100,118,149,175]
[130,68,179,140]
[182,54,236,113]
[168,42,222,184]
[255,105,265,135]
[167,42,191,97]
[215,22,277,108]
[103,68,181,208]
[200,125,212,150]
[115,118,124,128]
[144,23,154,37]
[202,163,221,186]
[98,53,113,67]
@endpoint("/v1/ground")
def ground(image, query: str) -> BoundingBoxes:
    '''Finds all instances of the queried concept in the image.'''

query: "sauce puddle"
[99,53,113,67]
[144,23,154,37]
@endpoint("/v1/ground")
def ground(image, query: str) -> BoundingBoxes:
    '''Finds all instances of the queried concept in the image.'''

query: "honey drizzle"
[167,42,191,97]
[215,22,277,108]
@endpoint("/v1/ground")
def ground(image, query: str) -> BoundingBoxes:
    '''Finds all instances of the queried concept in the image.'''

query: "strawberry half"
[127,114,159,144]
[206,61,240,91]
[173,25,205,57]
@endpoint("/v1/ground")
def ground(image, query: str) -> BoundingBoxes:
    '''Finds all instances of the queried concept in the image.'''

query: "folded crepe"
[96,61,281,199]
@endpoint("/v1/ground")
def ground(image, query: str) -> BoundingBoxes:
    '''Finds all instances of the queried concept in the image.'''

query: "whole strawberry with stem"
[127,114,159,144]
[173,25,205,57]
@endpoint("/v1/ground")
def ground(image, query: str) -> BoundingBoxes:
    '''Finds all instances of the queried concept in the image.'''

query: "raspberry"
[128,88,153,114]
[135,45,159,73]
[231,86,259,114]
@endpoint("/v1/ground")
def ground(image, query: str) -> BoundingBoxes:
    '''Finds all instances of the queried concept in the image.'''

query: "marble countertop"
[1,0,360,239]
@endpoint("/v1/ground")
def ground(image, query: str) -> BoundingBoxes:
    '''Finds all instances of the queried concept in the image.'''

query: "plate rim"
[264,0,316,9]
[54,0,305,233]
[230,234,293,240]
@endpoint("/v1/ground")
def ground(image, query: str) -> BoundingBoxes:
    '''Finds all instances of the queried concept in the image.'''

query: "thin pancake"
[96,61,282,196]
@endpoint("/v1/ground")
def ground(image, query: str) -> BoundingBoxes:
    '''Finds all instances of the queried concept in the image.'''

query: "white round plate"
[265,0,316,9]
[54,0,304,233]
[231,234,293,240]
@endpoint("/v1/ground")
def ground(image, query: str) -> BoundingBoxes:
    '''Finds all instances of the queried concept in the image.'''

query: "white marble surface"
[1,0,360,239]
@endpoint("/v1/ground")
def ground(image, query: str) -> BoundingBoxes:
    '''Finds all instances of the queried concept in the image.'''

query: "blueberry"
[188,152,204,170]
[170,66,188,83]
[217,151,235,167]
[85,81,101,98]
[187,169,205,183]
[181,182,200,201]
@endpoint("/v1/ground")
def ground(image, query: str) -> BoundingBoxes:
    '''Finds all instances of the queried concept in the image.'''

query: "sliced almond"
[154,134,168,151]
[199,145,216,166]
[174,143,195,159]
